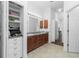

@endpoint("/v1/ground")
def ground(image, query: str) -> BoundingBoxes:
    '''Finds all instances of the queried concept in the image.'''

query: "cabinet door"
[40,34,44,45]
[15,37,22,58]
[45,34,48,43]
[7,38,15,58]
[7,37,22,58]
[43,34,48,44]
[44,20,48,29]
[36,35,41,47]
[40,20,43,28]
[27,36,34,52]
[33,36,38,49]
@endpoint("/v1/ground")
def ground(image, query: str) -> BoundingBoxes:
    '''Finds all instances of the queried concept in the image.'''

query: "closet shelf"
[9,14,20,18]
[9,7,20,13]
[9,20,20,23]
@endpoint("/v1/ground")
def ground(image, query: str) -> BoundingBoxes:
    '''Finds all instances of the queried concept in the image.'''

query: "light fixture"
[58,8,62,12]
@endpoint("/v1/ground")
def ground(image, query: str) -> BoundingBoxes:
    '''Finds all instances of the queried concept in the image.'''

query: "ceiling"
[27,1,51,7]
[27,1,64,17]
[51,1,64,12]
[27,1,64,8]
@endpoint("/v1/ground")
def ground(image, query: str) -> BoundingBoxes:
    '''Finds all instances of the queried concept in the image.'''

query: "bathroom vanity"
[27,32,48,53]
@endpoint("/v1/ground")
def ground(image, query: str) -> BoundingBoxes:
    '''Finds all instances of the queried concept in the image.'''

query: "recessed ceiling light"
[58,8,62,12]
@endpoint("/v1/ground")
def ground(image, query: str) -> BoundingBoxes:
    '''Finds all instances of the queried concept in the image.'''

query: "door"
[69,6,79,52]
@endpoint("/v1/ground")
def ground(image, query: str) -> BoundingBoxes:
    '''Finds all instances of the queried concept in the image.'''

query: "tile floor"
[27,43,79,58]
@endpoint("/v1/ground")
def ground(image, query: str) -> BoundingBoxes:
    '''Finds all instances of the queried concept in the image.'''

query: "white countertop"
[27,31,48,36]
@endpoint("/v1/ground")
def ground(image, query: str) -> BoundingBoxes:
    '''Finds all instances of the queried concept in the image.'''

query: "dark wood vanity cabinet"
[27,33,48,53]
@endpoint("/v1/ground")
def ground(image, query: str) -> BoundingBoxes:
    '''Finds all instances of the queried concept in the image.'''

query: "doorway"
[51,2,64,46]
[55,20,63,46]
